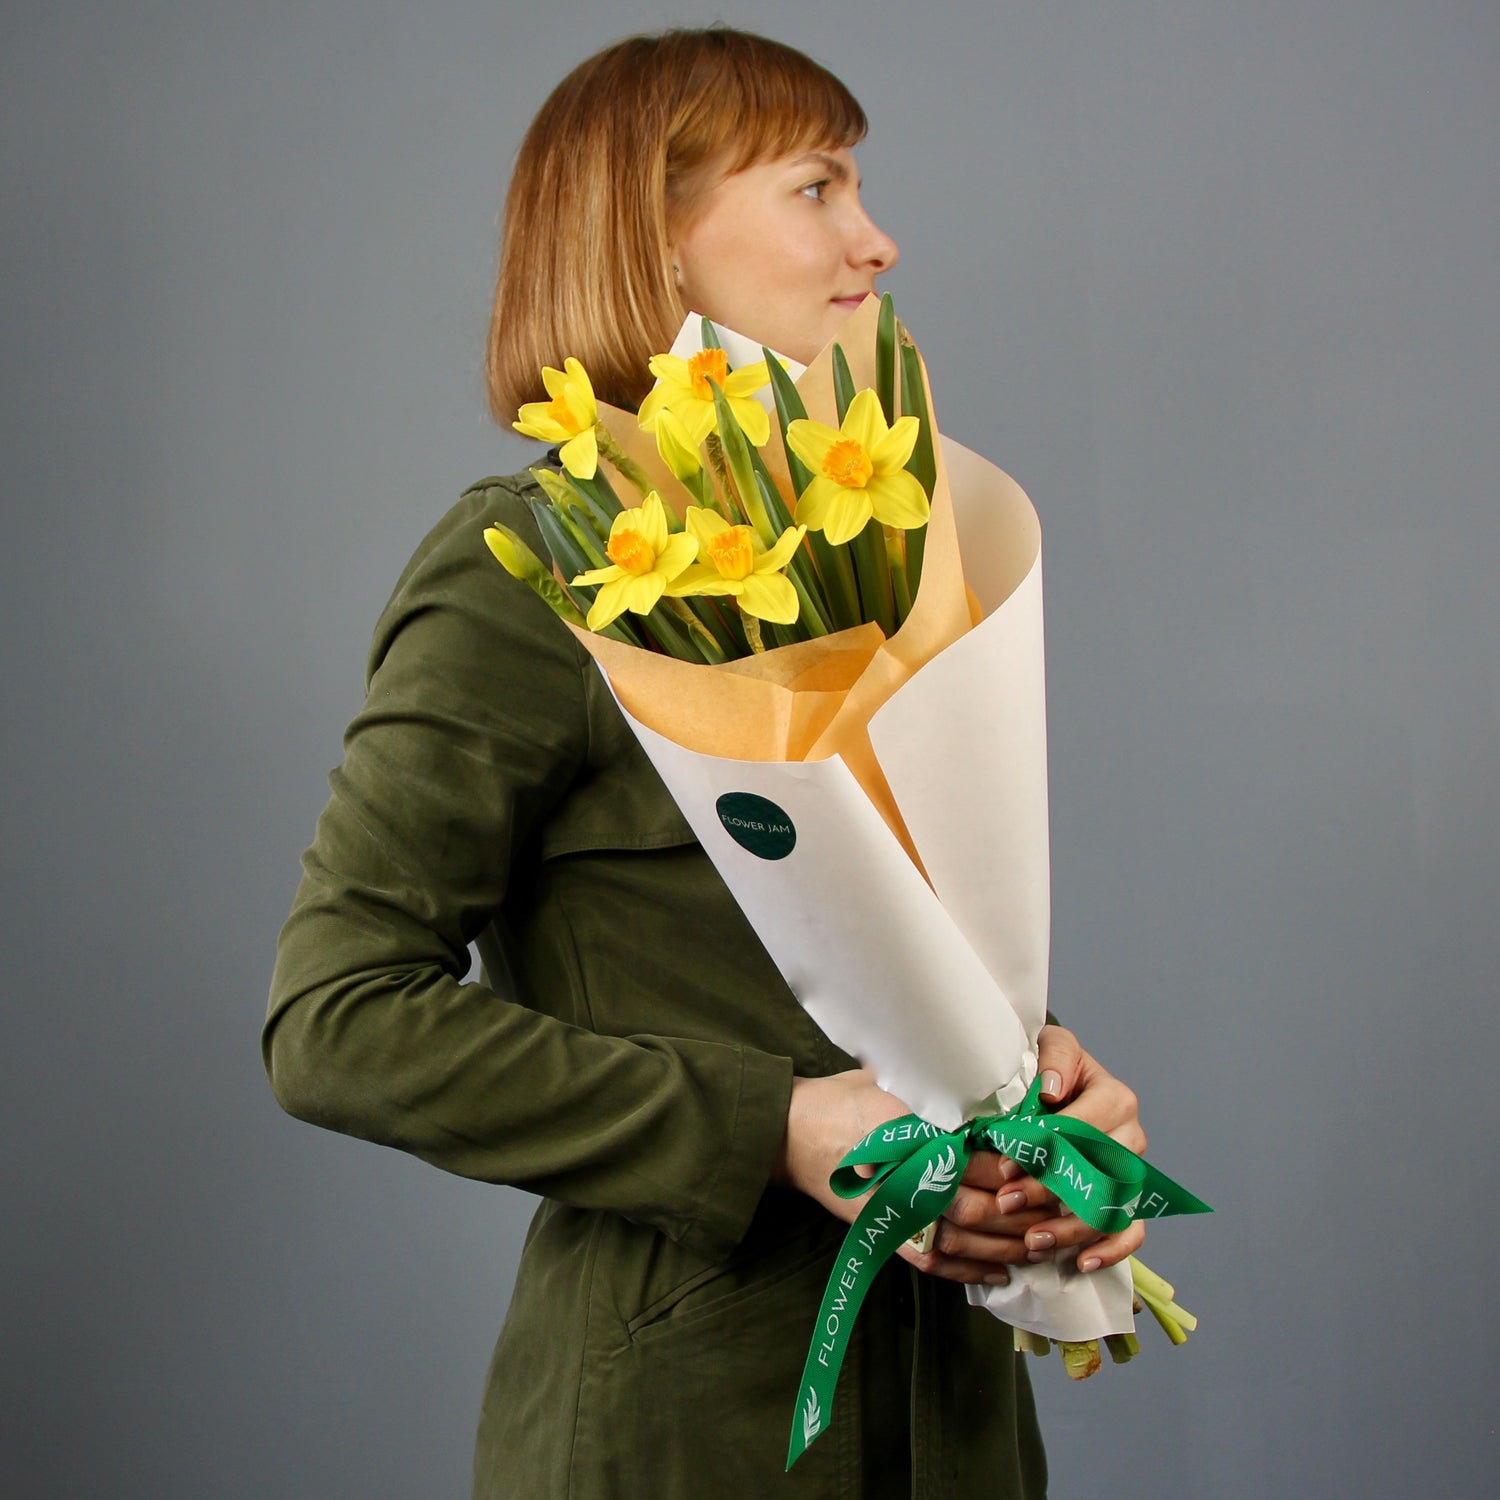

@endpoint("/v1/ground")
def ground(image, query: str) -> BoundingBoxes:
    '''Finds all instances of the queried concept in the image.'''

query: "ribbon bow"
[786,1076,1210,1468]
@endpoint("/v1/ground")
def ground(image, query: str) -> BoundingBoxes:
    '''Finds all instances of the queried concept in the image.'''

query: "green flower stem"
[686,594,740,656]
[664,597,727,663]
[595,426,653,500]
[885,525,913,625]
[571,467,627,526]
[532,467,614,545]
[807,529,861,632]
[702,435,740,524]
[742,612,766,654]
[679,462,717,513]
[851,517,896,637]
[554,505,608,569]
[710,385,776,546]
[789,573,830,638]
[640,600,708,663]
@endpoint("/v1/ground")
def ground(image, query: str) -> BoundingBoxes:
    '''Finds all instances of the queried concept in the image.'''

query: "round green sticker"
[716,792,796,860]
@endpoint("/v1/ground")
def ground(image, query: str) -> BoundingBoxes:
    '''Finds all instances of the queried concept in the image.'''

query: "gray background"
[3,1,1495,1495]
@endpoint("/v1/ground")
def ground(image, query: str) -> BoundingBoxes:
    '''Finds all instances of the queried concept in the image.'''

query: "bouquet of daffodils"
[488,295,1207,1467]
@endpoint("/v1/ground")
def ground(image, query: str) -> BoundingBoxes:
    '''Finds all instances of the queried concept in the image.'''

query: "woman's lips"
[831,293,872,311]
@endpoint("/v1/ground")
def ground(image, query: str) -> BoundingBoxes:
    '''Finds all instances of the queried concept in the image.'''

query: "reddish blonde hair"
[486,28,867,418]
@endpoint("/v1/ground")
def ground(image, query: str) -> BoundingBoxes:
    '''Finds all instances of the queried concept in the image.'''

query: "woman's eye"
[800,179,830,202]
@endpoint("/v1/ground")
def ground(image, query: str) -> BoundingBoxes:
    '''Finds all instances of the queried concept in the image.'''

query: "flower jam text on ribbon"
[786,1076,1211,1469]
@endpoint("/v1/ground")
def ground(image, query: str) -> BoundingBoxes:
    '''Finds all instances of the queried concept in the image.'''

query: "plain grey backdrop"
[3,1,1495,1495]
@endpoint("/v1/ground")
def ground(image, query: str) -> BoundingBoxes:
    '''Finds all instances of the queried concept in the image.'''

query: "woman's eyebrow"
[791,150,862,189]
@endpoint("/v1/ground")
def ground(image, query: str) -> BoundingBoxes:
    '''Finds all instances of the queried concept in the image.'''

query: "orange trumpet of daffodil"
[669,508,807,625]
[513,357,599,479]
[637,348,772,448]
[785,389,930,547]
[571,492,699,631]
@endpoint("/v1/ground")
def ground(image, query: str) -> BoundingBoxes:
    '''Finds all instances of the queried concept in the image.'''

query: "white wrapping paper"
[577,307,1134,1339]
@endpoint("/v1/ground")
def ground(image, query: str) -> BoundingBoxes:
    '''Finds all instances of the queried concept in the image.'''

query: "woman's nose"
[854,212,899,274]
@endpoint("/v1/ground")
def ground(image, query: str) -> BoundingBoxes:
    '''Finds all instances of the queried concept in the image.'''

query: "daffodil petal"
[654,407,702,480]
[796,477,873,546]
[723,362,771,398]
[559,428,598,480]
[656,532,701,582]
[680,401,717,446]
[620,571,666,616]
[843,389,886,454]
[636,383,669,430]
[585,576,633,631]
[665,564,738,597]
[684,506,729,549]
[738,570,799,624]
[728,393,771,447]
[647,353,691,386]
[572,562,623,588]
[870,414,919,474]
[785,417,840,473]
[867,470,931,531]
[513,406,568,443]
[755,524,806,575]
[541,364,569,400]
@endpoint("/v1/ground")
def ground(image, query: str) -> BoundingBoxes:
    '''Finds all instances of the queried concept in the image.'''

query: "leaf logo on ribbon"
[910,1144,958,1206]
[802,1389,822,1445]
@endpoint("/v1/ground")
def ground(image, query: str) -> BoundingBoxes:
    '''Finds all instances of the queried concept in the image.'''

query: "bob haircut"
[486,27,867,419]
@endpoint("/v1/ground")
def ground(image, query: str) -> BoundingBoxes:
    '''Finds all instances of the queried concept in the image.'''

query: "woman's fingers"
[1076,1221,1146,1272]
[898,1242,1015,1286]
[1036,1023,1083,1104]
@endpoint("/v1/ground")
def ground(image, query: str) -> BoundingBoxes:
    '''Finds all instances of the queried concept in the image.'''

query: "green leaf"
[875,293,897,423]
[764,349,815,498]
[831,343,856,424]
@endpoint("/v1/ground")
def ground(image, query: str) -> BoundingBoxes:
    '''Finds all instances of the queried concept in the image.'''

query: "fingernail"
[982,1270,1010,1286]
[1026,1249,1053,1263]
[1026,1231,1055,1251]
[997,1158,1022,1184]
[1079,1255,1102,1272]
[998,1190,1027,1213]
[1040,1070,1063,1099]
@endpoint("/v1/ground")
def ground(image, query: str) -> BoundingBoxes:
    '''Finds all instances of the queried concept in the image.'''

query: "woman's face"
[670,145,900,366]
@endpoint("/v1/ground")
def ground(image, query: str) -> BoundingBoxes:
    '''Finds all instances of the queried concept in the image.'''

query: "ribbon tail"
[786,1135,967,1469]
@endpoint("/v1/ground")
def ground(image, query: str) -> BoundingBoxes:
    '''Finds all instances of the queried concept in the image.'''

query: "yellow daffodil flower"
[637,348,772,448]
[513,357,599,479]
[785,389,929,546]
[571,492,698,631]
[668,507,805,624]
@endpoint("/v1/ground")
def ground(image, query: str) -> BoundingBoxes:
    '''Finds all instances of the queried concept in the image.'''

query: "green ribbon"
[785,1076,1211,1469]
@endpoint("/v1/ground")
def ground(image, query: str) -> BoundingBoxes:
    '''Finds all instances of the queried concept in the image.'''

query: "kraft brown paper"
[569,296,975,864]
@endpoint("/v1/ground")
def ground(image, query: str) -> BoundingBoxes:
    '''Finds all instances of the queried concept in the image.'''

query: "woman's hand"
[776,1071,1037,1287]
[972,1024,1148,1273]
[776,1028,1149,1285]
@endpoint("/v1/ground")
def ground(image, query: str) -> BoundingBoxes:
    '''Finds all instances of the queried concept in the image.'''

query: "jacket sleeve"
[263,481,793,1260]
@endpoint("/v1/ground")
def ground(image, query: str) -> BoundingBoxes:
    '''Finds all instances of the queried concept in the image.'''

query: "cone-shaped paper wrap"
[569,299,1133,1341]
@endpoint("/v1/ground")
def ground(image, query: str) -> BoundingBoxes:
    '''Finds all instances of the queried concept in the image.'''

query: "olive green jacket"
[264,473,1047,1499]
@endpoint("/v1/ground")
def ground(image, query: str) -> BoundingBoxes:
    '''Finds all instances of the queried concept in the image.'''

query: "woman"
[265,27,1145,1499]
